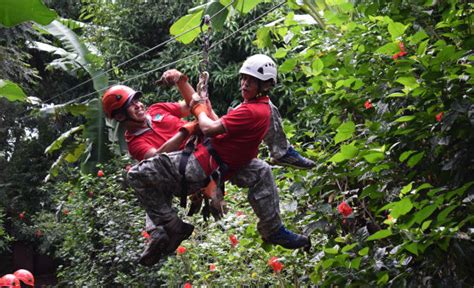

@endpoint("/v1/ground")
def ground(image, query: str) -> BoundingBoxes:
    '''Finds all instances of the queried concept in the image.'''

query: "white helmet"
[239,54,277,84]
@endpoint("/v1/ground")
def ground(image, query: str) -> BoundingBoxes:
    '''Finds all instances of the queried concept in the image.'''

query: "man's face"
[126,99,146,122]
[240,74,259,100]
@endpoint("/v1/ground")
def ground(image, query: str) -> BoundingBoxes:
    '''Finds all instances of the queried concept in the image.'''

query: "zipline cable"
[25,0,285,114]
[42,0,236,104]
[59,51,203,106]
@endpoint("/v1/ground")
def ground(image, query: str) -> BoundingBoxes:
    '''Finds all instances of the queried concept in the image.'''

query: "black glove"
[187,193,203,216]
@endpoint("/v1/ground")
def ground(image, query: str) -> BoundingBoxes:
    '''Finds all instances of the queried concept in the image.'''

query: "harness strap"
[203,138,228,180]
[178,135,198,208]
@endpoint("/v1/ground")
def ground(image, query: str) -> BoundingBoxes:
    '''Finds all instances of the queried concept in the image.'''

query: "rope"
[42,0,236,104]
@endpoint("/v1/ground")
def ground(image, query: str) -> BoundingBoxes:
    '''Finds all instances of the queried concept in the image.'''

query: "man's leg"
[230,158,282,238]
[264,101,315,169]
[231,159,310,249]
[128,152,207,263]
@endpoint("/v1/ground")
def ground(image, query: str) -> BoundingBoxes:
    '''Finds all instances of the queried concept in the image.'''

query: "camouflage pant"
[130,152,282,238]
[143,101,288,233]
[264,101,289,159]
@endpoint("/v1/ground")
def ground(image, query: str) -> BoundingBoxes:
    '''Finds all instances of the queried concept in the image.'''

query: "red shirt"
[194,96,270,176]
[125,103,187,161]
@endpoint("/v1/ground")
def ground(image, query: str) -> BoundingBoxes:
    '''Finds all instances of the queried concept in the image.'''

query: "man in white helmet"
[232,54,315,169]
[127,54,311,266]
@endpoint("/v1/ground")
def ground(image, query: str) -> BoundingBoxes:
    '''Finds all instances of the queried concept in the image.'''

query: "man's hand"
[187,193,203,216]
[157,69,188,86]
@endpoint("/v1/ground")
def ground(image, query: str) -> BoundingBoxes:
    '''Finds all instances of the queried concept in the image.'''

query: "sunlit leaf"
[0,0,57,27]
[0,80,27,102]
[334,121,355,144]
[363,152,384,163]
[44,126,83,154]
[169,11,203,44]
[390,198,413,218]
[407,151,424,168]
[367,229,392,241]
[388,21,408,40]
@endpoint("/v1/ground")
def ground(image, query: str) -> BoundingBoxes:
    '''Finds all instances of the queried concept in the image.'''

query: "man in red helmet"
[127,54,311,267]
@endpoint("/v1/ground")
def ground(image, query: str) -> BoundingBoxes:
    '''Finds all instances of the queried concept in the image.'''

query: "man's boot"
[163,219,194,255]
[270,146,315,169]
[263,225,311,250]
[139,226,169,266]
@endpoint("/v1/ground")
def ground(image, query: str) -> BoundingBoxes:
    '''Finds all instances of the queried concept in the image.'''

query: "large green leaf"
[234,0,263,14]
[387,21,408,41]
[0,80,27,102]
[390,198,413,218]
[44,126,83,154]
[367,229,392,241]
[0,0,57,27]
[334,121,355,144]
[169,11,203,44]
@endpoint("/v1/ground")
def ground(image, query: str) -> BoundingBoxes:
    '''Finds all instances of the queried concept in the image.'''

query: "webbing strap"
[178,136,197,208]
[203,138,228,179]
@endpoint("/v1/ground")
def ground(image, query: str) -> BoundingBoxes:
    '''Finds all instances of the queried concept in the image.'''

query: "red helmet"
[1,274,20,288]
[13,269,34,287]
[102,85,142,118]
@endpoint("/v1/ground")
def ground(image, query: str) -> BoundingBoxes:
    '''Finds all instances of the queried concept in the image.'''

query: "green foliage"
[2,0,473,286]
[258,0,474,286]
[0,0,57,27]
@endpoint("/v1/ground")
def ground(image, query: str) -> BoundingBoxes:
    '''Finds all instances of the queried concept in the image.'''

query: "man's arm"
[142,130,189,159]
[196,112,226,137]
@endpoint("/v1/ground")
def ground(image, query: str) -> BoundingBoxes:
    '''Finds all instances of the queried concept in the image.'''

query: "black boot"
[139,226,169,266]
[163,219,194,255]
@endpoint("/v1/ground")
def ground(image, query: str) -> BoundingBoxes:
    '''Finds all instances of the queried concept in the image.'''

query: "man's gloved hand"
[179,120,199,136]
[187,192,203,216]
[157,69,188,87]
[202,179,227,220]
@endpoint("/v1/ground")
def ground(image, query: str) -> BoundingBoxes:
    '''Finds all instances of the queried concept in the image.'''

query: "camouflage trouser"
[264,101,290,159]
[144,102,289,232]
[130,152,282,238]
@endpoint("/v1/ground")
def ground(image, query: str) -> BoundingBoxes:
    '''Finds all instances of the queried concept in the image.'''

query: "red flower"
[19,212,26,220]
[236,211,244,217]
[229,234,239,247]
[392,53,400,60]
[97,170,104,177]
[142,231,150,239]
[63,209,69,215]
[183,283,192,288]
[35,230,43,238]
[436,112,444,122]
[177,245,187,255]
[337,201,353,217]
[268,256,284,273]
[364,100,373,109]
[209,263,216,271]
